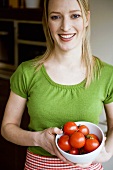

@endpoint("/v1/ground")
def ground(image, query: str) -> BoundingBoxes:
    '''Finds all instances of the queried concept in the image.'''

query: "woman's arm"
[1,91,72,164]
[95,102,113,163]
[1,91,39,146]
[104,102,113,155]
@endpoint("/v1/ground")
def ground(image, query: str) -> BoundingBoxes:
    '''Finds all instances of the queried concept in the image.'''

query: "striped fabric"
[24,150,103,170]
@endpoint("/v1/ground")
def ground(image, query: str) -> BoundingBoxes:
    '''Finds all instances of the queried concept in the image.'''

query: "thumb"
[52,127,63,135]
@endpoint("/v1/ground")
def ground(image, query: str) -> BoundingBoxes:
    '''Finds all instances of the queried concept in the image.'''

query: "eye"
[71,14,81,19]
[51,15,61,20]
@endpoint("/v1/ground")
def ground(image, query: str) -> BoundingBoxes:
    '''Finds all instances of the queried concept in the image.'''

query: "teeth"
[60,34,75,39]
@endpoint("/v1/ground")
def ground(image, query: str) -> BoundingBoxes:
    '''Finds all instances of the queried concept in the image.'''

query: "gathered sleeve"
[103,72,113,104]
[10,62,33,98]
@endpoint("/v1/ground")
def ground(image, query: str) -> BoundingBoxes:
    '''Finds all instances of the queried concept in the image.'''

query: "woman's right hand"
[33,127,74,165]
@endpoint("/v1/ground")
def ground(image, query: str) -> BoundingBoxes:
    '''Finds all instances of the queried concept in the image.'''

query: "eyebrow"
[49,10,81,15]
[70,10,81,13]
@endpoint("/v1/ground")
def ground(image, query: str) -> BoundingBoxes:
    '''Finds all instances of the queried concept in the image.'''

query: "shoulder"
[10,59,39,97]
[18,59,36,73]
[92,56,113,84]
[101,61,113,75]
[13,59,39,80]
[102,61,113,69]
[10,59,38,86]
[94,56,113,73]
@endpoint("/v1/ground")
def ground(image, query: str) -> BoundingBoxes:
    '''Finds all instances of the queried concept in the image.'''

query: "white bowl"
[55,121,104,164]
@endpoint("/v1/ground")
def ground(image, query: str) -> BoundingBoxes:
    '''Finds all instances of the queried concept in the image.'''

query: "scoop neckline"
[41,64,86,89]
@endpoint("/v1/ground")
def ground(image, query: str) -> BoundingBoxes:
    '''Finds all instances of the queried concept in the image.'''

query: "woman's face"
[48,0,89,52]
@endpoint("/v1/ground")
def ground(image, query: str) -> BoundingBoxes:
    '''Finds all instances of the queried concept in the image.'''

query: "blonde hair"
[34,0,102,87]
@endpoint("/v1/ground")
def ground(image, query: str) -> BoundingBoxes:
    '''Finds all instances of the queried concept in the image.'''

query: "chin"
[60,46,76,52]
[57,42,77,51]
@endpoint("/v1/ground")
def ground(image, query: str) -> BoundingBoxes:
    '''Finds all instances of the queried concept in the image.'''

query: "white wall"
[90,0,113,65]
[89,1,113,169]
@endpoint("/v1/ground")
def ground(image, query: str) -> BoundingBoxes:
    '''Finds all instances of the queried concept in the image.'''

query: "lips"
[59,34,76,41]
[59,34,75,38]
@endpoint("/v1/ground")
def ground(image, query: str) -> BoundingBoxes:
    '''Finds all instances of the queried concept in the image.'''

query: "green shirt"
[10,59,113,156]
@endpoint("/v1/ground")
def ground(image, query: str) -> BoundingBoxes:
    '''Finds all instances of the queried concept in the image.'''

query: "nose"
[60,17,71,31]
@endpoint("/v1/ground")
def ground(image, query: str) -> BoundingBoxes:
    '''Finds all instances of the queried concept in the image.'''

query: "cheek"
[75,21,84,32]
[48,26,55,41]
[48,22,56,35]
[74,18,84,32]
[48,22,60,42]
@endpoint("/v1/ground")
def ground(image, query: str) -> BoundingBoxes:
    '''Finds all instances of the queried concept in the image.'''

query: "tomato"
[84,138,100,153]
[78,125,89,136]
[86,134,99,141]
[63,122,78,135]
[69,148,79,155]
[79,147,87,155]
[69,131,85,148]
[58,135,71,151]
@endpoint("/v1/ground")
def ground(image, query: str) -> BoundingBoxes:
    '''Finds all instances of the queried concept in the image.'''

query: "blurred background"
[90,0,113,65]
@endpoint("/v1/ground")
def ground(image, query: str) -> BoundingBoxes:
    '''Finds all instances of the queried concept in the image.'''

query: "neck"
[51,46,83,68]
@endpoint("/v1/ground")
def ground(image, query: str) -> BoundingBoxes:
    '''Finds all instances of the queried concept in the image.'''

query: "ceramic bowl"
[55,121,104,164]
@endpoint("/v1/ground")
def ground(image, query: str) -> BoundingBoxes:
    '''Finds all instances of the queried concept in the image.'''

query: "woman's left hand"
[94,136,112,163]
[75,162,92,168]
[94,145,112,163]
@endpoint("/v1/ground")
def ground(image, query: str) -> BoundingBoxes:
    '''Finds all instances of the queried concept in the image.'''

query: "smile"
[59,34,75,39]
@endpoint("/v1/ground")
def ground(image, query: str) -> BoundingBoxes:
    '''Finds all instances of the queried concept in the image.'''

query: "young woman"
[1,0,113,169]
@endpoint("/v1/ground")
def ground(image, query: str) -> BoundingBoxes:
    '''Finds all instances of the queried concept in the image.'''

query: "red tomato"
[84,138,100,153]
[79,147,87,155]
[63,122,78,135]
[69,148,79,155]
[78,125,89,136]
[58,135,71,151]
[69,131,85,148]
[86,134,99,141]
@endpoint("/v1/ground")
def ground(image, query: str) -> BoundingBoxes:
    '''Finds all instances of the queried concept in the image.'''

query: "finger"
[76,162,92,168]
[53,144,74,165]
[104,136,106,141]
[50,127,63,135]
[56,152,74,165]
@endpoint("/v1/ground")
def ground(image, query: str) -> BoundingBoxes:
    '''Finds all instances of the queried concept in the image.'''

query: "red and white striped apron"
[24,150,103,170]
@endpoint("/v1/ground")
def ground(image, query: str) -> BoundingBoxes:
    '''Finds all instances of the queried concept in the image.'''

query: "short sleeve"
[103,74,113,104]
[10,63,28,98]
